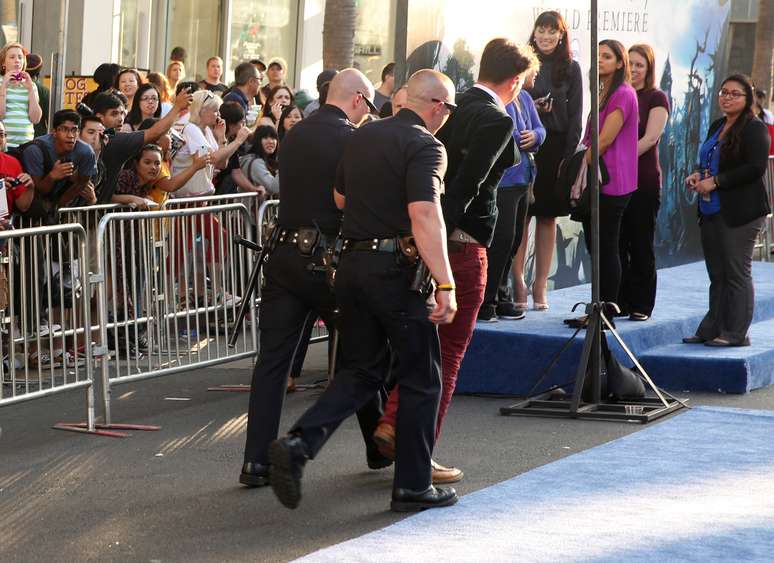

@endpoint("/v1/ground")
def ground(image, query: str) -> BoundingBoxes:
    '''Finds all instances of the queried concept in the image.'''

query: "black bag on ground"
[582,335,646,401]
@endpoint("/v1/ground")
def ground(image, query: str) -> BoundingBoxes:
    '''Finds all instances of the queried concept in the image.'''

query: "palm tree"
[322,0,357,70]
[752,0,774,100]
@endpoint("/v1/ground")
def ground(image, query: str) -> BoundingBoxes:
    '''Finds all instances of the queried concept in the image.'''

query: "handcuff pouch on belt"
[399,236,433,295]
[296,227,320,257]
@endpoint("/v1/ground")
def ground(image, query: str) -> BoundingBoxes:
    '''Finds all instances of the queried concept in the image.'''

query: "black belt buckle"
[296,227,319,256]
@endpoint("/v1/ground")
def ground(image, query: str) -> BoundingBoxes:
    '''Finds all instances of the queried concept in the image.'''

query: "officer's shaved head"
[327,68,375,104]
[406,69,454,107]
[326,68,376,125]
[405,69,456,134]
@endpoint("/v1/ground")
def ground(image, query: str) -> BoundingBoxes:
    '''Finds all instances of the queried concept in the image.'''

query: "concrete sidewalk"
[2,345,773,562]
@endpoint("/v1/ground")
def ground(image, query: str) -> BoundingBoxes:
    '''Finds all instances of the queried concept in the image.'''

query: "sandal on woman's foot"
[705,337,750,347]
[629,312,650,321]
[531,284,549,311]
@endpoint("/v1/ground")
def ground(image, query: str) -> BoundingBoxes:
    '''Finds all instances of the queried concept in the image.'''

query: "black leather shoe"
[477,304,497,323]
[367,451,394,470]
[390,485,458,512]
[268,436,308,509]
[682,335,706,344]
[496,302,526,320]
[239,462,270,487]
[564,315,588,328]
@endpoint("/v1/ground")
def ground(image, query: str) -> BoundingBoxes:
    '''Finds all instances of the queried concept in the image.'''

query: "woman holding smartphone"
[683,74,771,347]
[515,11,583,310]
[0,43,42,147]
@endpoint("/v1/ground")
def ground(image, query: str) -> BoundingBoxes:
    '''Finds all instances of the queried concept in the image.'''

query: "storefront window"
[354,0,396,87]
[167,0,223,82]
[229,0,298,84]
[116,0,139,68]
[0,0,20,46]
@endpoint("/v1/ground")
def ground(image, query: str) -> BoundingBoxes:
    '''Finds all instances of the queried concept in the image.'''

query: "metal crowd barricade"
[93,203,257,427]
[756,156,774,261]
[163,192,263,230]
[0,223,96,433]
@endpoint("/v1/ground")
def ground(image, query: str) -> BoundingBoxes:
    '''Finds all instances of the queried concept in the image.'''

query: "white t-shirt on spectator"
[171,122,217,198]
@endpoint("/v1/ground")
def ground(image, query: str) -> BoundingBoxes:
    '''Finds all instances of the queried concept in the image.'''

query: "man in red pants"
[375,38,535,483]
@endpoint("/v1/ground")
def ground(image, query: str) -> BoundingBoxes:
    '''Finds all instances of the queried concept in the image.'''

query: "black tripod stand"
[501,0,686,423]
[499,300,688,423]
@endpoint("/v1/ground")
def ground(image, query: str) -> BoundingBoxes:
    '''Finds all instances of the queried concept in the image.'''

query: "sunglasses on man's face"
[431,98,457,112]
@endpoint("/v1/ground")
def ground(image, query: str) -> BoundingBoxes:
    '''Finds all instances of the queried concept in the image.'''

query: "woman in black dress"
[513,11,582,310]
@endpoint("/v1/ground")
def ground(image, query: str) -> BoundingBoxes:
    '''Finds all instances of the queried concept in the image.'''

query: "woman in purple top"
[569,40,638,327]
[617,44,670,321]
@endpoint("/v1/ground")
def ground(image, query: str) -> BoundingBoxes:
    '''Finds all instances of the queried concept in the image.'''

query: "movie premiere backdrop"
[406,0,732,289]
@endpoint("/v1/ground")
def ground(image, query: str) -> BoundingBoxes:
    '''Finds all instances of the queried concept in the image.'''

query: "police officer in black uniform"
[268,69,460,513]
[240,69,389,487]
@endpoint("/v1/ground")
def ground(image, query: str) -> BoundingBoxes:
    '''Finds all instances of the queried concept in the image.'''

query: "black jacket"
[705,117,771,227]
[437,87,517,247]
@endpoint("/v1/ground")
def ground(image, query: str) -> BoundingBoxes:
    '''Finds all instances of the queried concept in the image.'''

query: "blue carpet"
[297,407,774,562]
[456,261,774,395]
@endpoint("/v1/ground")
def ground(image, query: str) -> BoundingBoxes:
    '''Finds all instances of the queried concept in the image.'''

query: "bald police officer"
[269,70,459,513]
[240,69,389,487]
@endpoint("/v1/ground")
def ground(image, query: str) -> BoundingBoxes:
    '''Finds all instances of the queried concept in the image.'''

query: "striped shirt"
[1,78,35,147]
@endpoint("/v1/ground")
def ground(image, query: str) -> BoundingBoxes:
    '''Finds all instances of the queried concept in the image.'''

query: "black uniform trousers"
[484,185,530,307]
[618,187,660,316]
[291,251,442,491]
[243,243,384,465]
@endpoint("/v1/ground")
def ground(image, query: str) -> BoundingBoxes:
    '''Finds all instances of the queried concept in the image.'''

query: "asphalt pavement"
[2,344,773,562]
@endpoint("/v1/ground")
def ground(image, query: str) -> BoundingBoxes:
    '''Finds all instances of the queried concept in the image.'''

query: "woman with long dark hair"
[239,125,279,195]
[257,85,294,128]
[617,44,670,321]
[514,11,583,311]
[114,68,142,111]
[683,74,771,346]
[122,83,162,132]
[277,104,303,141]
[567,39,638,328]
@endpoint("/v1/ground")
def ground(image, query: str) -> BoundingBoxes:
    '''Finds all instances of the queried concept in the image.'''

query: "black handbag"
[558,148,610,222]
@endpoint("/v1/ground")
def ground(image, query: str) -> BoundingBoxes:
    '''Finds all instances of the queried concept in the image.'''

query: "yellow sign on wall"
[42,76,98,110]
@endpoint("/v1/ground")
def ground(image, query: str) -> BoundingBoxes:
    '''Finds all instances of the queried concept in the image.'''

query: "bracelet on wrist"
[436,283,455,292]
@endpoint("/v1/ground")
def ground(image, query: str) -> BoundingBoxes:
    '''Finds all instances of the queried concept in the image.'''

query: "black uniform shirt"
[277,104,355,235]
[336,109,446,240]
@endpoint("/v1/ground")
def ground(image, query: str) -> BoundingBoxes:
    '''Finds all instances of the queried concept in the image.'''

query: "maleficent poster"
[407,0,732,289]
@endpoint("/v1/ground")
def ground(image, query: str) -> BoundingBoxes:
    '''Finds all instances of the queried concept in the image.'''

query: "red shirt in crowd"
[0,152,25,216]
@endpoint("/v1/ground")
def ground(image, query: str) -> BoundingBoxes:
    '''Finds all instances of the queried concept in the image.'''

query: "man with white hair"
[240,68,387,489]
[269,69,460,513]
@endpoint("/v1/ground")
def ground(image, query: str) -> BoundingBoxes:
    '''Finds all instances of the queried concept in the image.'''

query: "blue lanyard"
[702,137,720,172]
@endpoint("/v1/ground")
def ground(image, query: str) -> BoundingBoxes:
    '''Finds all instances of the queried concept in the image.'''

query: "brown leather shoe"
[373,423,395,460]
[431,459,464,484]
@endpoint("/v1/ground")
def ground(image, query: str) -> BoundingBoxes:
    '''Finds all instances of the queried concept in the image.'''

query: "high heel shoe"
[531,283,549,311]
[513,282,528,310]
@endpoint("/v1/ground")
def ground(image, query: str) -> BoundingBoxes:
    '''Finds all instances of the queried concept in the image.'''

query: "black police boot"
[239,462,270,487]
[268,435,309,509]
[390,485,459,512]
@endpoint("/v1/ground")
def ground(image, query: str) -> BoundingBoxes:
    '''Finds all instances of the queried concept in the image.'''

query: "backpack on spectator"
[7,139,61,222]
